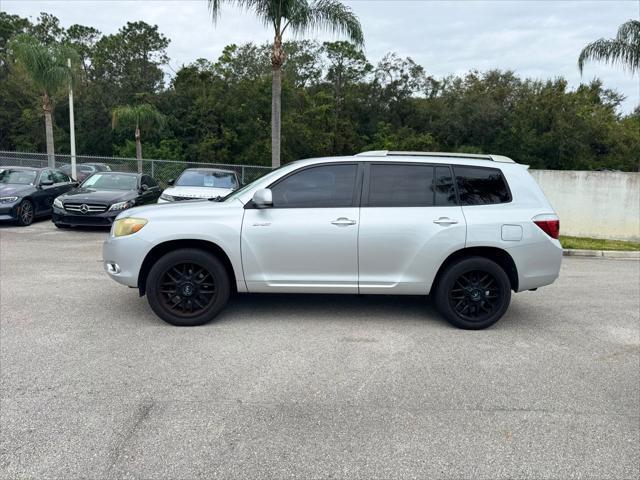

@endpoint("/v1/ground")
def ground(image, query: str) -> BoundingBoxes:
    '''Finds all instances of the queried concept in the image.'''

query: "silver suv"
[103,151,562,329]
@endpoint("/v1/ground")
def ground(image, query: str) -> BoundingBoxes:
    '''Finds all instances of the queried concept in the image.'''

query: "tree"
[9,34,77,167]
[207,0,363,167]
[578,20,640,74]
[112,103,166,172]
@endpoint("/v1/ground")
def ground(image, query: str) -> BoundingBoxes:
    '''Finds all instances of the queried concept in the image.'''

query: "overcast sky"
[3,0,639,113]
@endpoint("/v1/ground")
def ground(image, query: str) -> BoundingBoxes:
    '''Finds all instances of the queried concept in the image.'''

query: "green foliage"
[112,103,166,131]
[9,33,78,98]
[560,235,640,251]
[579,20,640,73]
[0,12,638,171]
[207,0,363,46]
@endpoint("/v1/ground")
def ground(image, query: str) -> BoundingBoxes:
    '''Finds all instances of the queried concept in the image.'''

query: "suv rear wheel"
[146,248,230,326]
[434,256,511,330]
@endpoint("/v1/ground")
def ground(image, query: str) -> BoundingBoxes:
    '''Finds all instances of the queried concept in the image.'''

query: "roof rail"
[355,150,515,163]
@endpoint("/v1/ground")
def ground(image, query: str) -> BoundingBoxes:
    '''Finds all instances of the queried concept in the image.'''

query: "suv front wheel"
[146,248,230,326]
[434,256,511,330]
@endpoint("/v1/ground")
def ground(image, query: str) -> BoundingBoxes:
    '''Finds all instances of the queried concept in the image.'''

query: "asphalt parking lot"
[1,219,638,479]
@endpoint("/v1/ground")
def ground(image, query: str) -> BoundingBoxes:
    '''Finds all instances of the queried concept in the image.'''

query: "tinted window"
[52,170,70,183]
[368,164,434,207]
[39,170,53,184]
[454,166,511,205]
[271,164,357,208]
[143,175,158,187]
[435,166,457,206]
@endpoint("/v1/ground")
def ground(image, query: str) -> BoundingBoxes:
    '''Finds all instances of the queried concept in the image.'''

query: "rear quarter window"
[453,166,511,205]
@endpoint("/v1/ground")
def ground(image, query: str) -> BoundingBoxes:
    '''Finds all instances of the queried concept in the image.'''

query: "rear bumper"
[52,206,119,227]
[506,238,563,292]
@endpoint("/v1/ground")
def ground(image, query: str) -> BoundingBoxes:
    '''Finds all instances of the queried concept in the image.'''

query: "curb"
[563,249,640,259]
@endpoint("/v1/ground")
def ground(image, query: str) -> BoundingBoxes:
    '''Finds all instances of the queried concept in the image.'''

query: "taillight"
[533,214,560,239]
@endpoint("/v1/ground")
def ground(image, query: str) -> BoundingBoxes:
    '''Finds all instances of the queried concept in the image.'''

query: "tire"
[434,256,511,330]
[145,248,230,326]
[16,199,34,226]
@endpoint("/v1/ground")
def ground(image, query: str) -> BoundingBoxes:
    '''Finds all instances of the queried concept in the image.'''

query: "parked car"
[0,166,76,226]
[158,168,240,203]
[60,162,112,182]
[103,151,562,330]
[52,172,161,228]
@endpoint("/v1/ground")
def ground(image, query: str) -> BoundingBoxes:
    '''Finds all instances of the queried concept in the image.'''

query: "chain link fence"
[0,151,272,188]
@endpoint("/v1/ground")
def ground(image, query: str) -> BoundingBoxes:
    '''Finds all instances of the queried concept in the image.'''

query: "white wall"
[530,170,640,241]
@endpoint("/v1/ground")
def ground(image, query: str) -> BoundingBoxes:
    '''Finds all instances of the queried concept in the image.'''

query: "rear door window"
[434,166,457,206]
[367,164,435,207]
[453,166,511,205]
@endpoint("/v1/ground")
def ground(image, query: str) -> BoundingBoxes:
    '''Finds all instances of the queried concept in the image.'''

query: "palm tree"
[207,0,363,167]
[9,34,77,168]
[111,104,166,173]
[578,20,640,74]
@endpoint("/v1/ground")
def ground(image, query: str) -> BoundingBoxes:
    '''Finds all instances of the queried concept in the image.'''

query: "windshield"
[220,167,284,202]
[176,170,238,189]
[81,173,138,190]
[0,169,37,185]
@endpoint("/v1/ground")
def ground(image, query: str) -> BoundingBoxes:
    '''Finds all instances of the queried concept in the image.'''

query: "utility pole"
[68,58,77,181]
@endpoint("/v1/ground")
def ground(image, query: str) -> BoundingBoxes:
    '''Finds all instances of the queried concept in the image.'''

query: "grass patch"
[559,235,640,251]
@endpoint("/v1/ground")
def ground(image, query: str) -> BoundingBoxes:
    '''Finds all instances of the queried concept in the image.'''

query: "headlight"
[108,200,134,211]
[113,217,147,237]
[53,197,64,209]
[0,196,18,204]
[160,193,174,201]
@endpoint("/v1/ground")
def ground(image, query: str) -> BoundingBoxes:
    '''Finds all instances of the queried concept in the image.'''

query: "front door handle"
[331,217,356,226]
[433,217,459,226]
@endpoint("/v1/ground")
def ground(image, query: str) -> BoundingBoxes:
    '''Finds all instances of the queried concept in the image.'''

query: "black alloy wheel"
[159,262,217,316]
[146,248,230,326]
[434,256,511,330]
[449,270,501,322]
[16,199,34,226]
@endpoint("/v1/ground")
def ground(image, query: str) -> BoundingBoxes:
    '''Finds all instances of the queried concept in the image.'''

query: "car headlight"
[160,193,174,201]
[53,197,64,209]
[108,200,134,211]
[0,196,18,204]
[113,217,147,237]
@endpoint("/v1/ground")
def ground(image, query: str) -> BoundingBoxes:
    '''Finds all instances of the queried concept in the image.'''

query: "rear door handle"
[433,217,459,226]
[331,217,356,226]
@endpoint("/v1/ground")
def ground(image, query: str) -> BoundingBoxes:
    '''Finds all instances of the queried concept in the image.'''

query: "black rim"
[448,270,502,322]
[20,201,33,224]
[158,262,217,317]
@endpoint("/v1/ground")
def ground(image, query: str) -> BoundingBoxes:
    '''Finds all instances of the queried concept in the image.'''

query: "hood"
[0,183,35,197]
[118,197,244,221]
[58,187,137,204]
[163,186,233,199]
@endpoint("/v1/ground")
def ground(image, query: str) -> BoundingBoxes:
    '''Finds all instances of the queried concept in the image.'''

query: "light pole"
[68,58,77,181]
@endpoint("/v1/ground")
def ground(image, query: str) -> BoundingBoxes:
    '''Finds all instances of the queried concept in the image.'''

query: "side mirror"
[167,179,175,186]
[252,188,272,208]
[40,179,54,187]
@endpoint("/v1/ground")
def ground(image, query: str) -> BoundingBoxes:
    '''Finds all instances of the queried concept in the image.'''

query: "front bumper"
[103,232,153,288]
[0,202,20,221]
[52,206,120,227]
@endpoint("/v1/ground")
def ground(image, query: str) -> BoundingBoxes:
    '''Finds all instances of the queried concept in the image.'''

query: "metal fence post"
[151,160,155,178]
